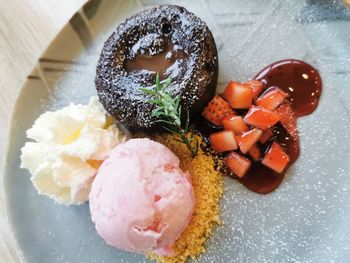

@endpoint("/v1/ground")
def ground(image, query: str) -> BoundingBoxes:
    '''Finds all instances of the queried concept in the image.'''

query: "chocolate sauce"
[196,59,322,194]
[125,41,187,79]
[255,59,322,117]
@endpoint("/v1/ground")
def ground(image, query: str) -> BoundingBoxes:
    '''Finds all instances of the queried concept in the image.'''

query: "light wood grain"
[0,0,87,261]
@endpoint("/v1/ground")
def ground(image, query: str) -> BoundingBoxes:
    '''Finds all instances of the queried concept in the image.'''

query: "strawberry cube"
[245,80,264,100]
[256,86,288,110]
[202,95,234,126]
[262,142,290,173]
[225,152,252,178]
[243,106,280,130]
[209,130,238,153]
[222,115,249,134]
[223,81,253,109]
[259,128,273,144]
[236,128,263,154]
[248,144,261,161]
[275,103,298,140]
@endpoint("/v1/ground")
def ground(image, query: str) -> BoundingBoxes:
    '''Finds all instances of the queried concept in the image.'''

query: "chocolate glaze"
[95,5,218,130]
[196,59,322,194]
[125,42,188,79]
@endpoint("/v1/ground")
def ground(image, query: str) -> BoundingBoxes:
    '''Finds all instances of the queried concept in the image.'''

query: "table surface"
[0,1,87,261]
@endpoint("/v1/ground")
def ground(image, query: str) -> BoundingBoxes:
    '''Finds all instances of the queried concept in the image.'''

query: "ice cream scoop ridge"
[89,138,195,254]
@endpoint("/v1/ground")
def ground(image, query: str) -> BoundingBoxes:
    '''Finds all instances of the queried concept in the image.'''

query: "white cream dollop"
[20,97,126,205]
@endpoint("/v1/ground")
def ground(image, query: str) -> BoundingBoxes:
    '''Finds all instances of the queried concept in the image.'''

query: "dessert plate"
[3,0,350,262]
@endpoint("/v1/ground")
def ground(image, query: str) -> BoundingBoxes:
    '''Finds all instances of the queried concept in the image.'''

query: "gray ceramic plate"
[4,0,350,262]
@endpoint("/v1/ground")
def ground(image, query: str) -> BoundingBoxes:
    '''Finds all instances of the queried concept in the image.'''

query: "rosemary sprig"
[140,73,199,157]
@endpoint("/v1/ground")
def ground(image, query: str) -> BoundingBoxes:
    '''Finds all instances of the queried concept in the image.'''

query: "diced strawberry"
[259,128,273,144]
[243,106,280,130]
[225,152,252,178]
[245,80,264,100]
[202,95,234,126]
[262,142,290,173]
[236,128,263,154]
[275,103,298,140]
[248,144,261,161]
[223,81,253,109]
[256,86,288,110]
[222,115,249,134]
[209,130,238,153]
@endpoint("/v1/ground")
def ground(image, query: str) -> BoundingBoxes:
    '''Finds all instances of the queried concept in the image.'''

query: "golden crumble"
[148,133,223,263]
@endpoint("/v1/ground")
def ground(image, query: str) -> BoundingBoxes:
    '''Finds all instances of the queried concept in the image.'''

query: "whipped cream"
[20,97,126,205]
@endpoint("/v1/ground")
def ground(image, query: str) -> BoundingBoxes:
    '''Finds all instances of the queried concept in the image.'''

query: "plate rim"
[0,1,90,262]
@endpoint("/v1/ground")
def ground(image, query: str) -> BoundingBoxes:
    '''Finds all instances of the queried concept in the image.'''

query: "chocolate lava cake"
[95,5,218,130]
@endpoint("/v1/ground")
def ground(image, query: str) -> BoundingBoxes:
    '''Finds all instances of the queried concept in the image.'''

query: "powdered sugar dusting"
[194,0,350,261]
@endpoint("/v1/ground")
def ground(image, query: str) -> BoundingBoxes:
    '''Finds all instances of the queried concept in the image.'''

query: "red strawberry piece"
[222,115,249,134]
[209,130,238,153]
[223,81,253,109]
[262,142,290,173]
[256,86,288,110]
[236,128,263,154]
[245,80,264,100]
[202,95,234,126]
[275,103,298,140]
[225,152,252,178]
[248,144,261,161]
[243,106,280,130]
[259,128,273,144]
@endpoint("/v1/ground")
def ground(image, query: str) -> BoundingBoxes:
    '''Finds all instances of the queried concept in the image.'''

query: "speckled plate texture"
[4,0,350,262]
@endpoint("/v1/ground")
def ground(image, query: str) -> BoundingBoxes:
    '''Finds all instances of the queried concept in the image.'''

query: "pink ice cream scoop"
[89,138,195,255]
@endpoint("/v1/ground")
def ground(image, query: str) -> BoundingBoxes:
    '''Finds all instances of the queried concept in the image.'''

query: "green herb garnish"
[140,73,199,157]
